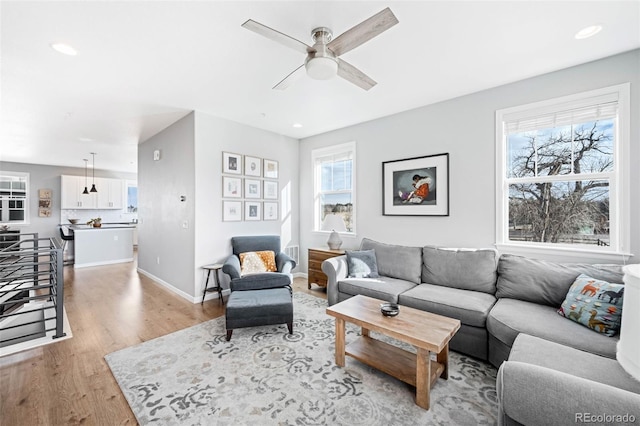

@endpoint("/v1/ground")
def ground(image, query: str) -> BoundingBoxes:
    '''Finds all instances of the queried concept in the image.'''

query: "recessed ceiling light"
[50,42,78,56]
[292,123,303,128]
[574,25,603,40]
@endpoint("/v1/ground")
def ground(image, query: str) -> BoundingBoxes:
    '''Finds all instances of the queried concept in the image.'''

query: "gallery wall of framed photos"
[221,152,279,222]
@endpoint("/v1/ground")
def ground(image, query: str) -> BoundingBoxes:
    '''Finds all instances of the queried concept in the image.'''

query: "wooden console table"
[308,247,344,289]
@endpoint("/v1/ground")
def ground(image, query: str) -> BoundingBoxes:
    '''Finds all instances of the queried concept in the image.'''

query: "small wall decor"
[245,201,261,221]
[222,176,242,198]
[244,179,261,199]
[263,202,278,220]
[382,153,449,216]
[38,188,52,217]
[222,152,242,174]
[223,201,242,221]
[264,159,279,179]
[263,180,278,199]
[244,156,262,177]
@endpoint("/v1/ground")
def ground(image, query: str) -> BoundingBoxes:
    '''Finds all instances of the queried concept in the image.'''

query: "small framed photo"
[38,189,52,199]
[244,156,262,177]
[223,201,242,221]
[263,202,278,221]
[245,201,261,221]
[244,179,261,199]
[264,180,278,199]
[264,159,279,179]
[222,176,242,198]
[222,152,242,174]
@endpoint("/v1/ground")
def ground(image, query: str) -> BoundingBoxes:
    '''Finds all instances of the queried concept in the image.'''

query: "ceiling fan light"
[305,57,338,80]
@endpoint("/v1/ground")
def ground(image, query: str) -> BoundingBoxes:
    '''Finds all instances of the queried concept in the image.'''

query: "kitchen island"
[70,224,135,268]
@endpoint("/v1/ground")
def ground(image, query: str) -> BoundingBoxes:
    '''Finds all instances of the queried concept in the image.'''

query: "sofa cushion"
[558,274,624,337]
[496,254,624,307]
[360,238,422,284]
[338,276,417,304]
[421,246,498,294]
[509,334,640,394]
[346,249,379,278]
[398,284,496,327]
[487,298,618,359]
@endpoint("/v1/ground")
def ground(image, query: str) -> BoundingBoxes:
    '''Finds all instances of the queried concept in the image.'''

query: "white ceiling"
[1,1,639,173]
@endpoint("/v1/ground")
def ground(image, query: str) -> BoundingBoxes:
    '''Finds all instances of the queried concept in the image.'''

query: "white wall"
[194,112,300,293]
[0,161,136,239]
[299,49,640,269]
[138,111,300,301]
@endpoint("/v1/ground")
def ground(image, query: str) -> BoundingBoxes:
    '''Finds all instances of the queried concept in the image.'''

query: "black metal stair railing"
[0,232,66,348]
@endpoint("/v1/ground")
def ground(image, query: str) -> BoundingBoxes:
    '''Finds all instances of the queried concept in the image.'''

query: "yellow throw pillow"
[239,251,277,275]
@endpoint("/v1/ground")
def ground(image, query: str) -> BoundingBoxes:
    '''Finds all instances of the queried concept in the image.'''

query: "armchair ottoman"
[225,287,293,341]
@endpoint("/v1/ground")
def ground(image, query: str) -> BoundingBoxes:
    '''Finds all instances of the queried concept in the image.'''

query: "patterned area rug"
[105,293,498,425]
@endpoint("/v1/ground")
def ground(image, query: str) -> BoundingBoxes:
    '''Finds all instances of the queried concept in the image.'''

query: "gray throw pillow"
[346,250,379,278]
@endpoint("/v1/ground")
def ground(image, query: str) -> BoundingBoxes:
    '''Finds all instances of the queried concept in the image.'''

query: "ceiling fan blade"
[273,64,305,90]
[242,19,313,55]
[337,59,376,91]
[328,7,398,57]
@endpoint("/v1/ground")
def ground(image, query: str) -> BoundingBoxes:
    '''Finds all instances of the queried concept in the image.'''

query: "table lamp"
[618,264,640,381]
[321,214,347,250]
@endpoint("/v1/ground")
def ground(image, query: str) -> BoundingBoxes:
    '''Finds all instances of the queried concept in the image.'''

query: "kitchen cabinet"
[61,175,124,209]
[96,178,124,209]
[61,175,97,209]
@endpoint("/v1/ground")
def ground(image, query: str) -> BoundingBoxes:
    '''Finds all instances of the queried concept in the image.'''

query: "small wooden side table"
[202,263,224,305]
[308,247,345,289]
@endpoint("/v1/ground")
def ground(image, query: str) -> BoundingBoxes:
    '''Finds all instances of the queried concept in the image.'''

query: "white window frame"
[495,84,630,261]
[0,171,30,225]
[312,141,356,234]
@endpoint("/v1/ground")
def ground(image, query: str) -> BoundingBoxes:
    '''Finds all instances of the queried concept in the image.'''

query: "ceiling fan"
[241,7,398,91]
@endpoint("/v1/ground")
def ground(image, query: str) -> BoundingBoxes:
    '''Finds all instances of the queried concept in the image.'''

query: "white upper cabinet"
[61,175,124,209]
[61,175,97,209]
[96,177,124,209]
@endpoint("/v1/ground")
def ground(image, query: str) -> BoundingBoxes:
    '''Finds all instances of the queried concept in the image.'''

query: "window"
[126,181,138,213]
[312,142,355,233]
[0,172,29,224]
[496,84,630,258]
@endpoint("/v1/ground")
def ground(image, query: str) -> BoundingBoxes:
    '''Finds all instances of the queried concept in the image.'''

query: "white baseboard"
[137,268,230,304]
[74,257,134,268]
[294,272,308,279]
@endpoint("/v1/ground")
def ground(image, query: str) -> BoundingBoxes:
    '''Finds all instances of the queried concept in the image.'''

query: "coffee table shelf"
[346,336,445,388]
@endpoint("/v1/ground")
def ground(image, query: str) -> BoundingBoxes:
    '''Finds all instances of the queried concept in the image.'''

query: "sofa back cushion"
[496,254,624,307]
[421,246,499,294]
[360,238,422,284]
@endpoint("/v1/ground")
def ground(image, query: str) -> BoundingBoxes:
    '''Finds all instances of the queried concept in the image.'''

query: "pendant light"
[82,159,89,195]
[89,152,98,193]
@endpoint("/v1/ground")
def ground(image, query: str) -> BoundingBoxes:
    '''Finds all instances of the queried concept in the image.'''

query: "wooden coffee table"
[326,295,461,410]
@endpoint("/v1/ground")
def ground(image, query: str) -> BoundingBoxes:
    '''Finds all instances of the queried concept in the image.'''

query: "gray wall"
[138,111,300,300]
[138,112,196,299]
[299,49,640,269]
[0,161,136,239]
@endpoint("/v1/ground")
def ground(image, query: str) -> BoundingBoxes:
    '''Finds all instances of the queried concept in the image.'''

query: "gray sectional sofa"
[322,238,640,424]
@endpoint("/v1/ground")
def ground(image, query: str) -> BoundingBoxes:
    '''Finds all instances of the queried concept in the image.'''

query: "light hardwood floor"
[0,257,326,425]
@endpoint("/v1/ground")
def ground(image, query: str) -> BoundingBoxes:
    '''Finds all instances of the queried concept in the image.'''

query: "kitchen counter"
[72,226,134,268]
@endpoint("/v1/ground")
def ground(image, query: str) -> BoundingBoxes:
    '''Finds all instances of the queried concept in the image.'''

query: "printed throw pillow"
[557,274,624,337]
[346,249,379,278]
[239,251,277,275]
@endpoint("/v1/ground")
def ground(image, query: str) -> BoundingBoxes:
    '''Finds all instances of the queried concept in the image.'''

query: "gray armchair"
[222,235,296,291]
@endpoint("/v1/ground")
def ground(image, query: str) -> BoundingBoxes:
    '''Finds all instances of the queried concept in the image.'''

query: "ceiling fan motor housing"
[305,27,337,80]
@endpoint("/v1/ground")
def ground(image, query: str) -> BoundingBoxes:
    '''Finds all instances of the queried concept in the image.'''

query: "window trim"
[495,83,631,261]
[0,171,30,226]
[312,141,356,235]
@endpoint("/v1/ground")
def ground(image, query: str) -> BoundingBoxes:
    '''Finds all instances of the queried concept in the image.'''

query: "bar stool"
[59,226,74,265]
[202,263,224,304]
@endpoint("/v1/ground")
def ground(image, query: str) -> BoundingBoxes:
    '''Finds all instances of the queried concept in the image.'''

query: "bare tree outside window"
[507,120,613,246]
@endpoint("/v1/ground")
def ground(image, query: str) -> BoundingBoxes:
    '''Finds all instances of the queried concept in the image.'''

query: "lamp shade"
[618,264,640,381]
[305,56,338,80]
[321,214,347,250]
